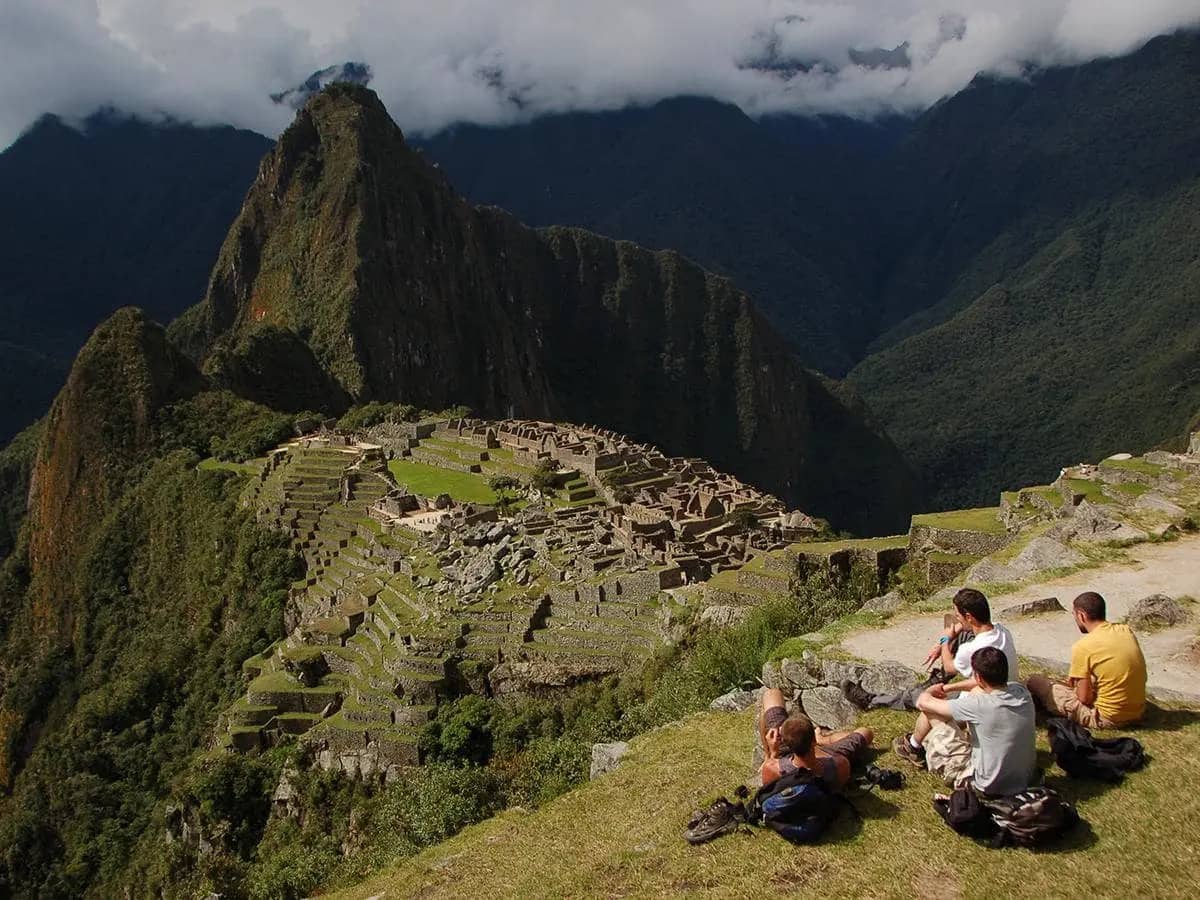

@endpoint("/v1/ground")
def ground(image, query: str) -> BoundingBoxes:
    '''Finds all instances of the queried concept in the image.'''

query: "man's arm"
[1074,676,1097,706]
[942,677,978,695]
[916,689,955,723]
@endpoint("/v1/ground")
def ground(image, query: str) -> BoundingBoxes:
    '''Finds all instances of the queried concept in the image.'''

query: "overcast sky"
[3,1,1198,147]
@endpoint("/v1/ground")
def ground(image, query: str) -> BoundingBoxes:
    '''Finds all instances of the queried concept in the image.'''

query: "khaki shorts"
[1026,674,1118,730]
[925,720,973,788]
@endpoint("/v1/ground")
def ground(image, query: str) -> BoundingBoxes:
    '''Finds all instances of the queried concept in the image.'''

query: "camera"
[863,764,905,790]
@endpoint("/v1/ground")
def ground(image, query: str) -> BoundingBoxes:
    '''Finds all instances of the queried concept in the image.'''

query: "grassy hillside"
[341,702,1200,899]
[852,177,1200,509]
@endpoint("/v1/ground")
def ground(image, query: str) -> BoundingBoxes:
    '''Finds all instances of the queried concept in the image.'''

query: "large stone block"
[590,741,630,779]
[800,686,858,730]
[859,660,920,697]
[1127,594,1192,629]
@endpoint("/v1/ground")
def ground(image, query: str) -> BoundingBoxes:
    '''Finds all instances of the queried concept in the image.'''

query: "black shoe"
[685,798,747,844]
[892,733,927,769]
[841,678,875,710]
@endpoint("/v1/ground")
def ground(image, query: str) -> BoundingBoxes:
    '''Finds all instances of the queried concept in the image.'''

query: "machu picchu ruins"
[222,409,1200,780]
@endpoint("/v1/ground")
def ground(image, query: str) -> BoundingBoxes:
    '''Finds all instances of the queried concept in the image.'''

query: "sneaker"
[893,733,927,769]
[684,798,747,844]
[841,678,875,710]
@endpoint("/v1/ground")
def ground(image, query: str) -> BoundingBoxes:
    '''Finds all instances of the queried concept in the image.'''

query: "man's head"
[971,646,1009,689]
[1072,591,1107,633]
[779,713,817,759]
[953,588,991,628]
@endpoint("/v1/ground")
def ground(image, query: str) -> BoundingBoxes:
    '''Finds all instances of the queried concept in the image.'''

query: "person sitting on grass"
[759,688,874,789]
[896,646,1036,796]
[1027,591,1147,729]
[893,588,1019,763]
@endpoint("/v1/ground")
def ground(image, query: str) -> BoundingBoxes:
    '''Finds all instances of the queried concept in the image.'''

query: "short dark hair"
[779,713,816,757]
[971,646,1009,687]
[953,588,991,624]
[1073,591,1106,621]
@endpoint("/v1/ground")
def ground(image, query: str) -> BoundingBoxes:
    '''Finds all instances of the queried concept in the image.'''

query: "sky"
[2,1,1199,147]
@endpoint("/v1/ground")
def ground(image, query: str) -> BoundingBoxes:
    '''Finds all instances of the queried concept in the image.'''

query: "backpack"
[748,769,839,844]
[933,787,999,841]
[1047,717,1146,782]
[984,787,1080,848]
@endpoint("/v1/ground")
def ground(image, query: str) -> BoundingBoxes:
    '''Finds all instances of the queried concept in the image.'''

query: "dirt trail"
[842,535,1200,700]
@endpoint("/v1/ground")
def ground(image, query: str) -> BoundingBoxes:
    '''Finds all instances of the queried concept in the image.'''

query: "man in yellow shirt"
[1027,591,1147,728]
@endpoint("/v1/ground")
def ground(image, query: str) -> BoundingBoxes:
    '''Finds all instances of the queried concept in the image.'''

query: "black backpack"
[934,786,1081,848]
[984,787,1081,848]
[748,769,839,844]
[1047,718,1146,782]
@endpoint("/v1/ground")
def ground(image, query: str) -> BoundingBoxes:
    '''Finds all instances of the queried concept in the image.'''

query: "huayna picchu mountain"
[170,84,919,535]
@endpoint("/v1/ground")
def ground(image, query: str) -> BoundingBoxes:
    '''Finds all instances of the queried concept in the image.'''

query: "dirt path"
[841,535,1200,699]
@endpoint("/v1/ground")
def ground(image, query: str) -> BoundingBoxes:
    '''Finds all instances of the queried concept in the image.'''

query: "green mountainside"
[172,85,920,535]
[0,114,271,443]
[851,178,1200,507]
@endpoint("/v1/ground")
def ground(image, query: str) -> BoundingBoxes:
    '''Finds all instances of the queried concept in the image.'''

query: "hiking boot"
[841,678,875,711]
[684,798,747,845]
[893,733,927,769]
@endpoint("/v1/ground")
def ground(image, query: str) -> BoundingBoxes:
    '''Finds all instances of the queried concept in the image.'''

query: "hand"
[928,682,948,700]
[923,644,941,668]
[765,726,781,757]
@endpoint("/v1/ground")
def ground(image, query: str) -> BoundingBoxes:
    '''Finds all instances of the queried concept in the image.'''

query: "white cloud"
[2,1,1198,147]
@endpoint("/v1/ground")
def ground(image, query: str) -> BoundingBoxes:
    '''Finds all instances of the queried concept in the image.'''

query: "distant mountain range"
[2,29,1198,509]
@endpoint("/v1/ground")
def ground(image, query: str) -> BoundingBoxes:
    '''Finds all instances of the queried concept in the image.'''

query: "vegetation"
[387,460,498,504]
[911,506,1005,534]
[339,700,1200,899]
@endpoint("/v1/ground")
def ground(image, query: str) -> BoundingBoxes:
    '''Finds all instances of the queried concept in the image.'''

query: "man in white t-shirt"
[893,588,1019,768]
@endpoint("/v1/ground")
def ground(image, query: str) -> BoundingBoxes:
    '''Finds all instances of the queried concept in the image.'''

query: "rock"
[461,554,501,593]
[1051,501,1147,544]
[710,688,759,712]
[779,657,819,691]
[968,537,1083,584]
[590,741,630,779]
[761,659,784,690]
[862,590,903,614]
[799,686,859,730]
[699,604,753,628]
[1127,594,1192,629]
[1002,596,1065,617]
[1135,493,1186,517]
[799,631,828,644]
[859,660,920,696]
[820,658,867,688]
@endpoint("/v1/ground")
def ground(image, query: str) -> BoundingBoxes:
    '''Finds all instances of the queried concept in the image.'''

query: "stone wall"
[909,524,1009,556]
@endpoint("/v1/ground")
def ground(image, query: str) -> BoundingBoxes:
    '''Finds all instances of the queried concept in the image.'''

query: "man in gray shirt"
[906,646,1036,796]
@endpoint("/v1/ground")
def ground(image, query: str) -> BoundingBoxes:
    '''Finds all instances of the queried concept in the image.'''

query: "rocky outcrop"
[171,85,920,534]
[1127,594,1192,629]
[966,537,1083,585]
[590,741,630,779]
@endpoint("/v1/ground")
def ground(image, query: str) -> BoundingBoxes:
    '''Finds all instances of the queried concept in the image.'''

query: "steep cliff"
[174,85,919,533]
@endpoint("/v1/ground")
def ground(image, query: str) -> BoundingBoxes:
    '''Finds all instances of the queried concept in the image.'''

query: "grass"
[197,457,262,476]
[788,535,909,554]
[912,507,1005,534]
[1099,458,1165,477]
[1065,478,1115,505]
[335,703,1200,900]
[387,459,498,505]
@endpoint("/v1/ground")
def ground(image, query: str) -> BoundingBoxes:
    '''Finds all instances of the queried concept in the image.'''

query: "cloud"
[2,1,1198,147]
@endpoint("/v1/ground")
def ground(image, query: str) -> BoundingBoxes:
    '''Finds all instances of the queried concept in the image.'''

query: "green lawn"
[1065,478,1115,505]
[388,459,498,504]
[1099,457,1165,477]
[789,535,910,554]
[912,507,1005,534]
[337,703,1200,899]
[197,457,262,476]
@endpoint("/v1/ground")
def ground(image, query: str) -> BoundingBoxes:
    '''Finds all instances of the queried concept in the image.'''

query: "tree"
[728,507,758,533]
[529,458,559,491]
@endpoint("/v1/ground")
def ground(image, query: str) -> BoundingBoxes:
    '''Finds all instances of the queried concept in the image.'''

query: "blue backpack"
[749,769,838,843]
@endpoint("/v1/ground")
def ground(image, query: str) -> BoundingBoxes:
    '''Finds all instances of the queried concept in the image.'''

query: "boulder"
[799,686,859,731]
[590,741,630,779]
[699,604,752,629]
[1127,594,1192,629]
[710,688,759,713]
[1134,493,1186,517]
[1002,597,1065,617]
[820,658,867,688]
[1051,501,1147,544]
[859,660,921,696]
[461,554,501,593]
[862,590,903,615]
[967,537,1083,585]
[779,657,820,691]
